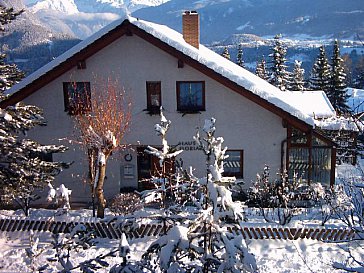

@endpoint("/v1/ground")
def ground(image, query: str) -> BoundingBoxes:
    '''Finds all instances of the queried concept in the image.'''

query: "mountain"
[0,0,80,74]
[23,0,170,39]
[133,0,364,44]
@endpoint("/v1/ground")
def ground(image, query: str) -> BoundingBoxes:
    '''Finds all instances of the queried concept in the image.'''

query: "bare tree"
[73,76,131,218]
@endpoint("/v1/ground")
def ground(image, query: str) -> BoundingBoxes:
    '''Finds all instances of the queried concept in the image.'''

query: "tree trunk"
[96,162,107,218]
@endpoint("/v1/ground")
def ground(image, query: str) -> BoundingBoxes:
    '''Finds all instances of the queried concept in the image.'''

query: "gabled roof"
[1,15,318,131]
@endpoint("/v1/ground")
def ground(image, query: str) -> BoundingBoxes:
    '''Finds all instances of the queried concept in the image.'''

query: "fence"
[0,217,360,242]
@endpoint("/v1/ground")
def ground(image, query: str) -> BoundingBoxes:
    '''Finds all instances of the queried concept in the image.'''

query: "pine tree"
[255,58,269,81]
[268,34,290,91]
[236,44,244,67]
[0,4,69,215]
[0,5,24,92]
[291,60,306,91]
[221,46,231,60]
[309,45,331,92]
[328,40,349,113]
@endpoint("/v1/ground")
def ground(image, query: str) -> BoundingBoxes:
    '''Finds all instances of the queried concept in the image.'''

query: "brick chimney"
[182,11,200,49]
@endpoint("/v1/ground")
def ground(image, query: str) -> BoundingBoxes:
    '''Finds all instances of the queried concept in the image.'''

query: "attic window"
[176,81,205,113]
[63,82,91,115]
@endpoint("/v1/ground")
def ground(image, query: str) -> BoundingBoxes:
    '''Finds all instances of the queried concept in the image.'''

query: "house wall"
[23,34,287,204]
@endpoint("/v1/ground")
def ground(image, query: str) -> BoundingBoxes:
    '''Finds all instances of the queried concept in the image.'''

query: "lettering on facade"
[176,141,203,151]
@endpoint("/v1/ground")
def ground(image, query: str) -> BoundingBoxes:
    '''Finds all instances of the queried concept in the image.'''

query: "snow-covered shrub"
[109,192,143,216]
[139,116,257,272]
[323,177,364,229]
[46,183,72,214]
[248,166,325,225]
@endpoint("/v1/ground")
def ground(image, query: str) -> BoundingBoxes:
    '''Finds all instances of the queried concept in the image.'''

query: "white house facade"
[1,12,336,204]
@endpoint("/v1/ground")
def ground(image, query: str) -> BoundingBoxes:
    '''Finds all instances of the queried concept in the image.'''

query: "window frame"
[176,81,205,113]
[63,82,91,115]
[223,149,244,179]
[146,81,162,114]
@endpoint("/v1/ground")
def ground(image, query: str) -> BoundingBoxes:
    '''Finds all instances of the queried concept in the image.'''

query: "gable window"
[63,82,91,115]
[223,150,244,178]
[176,81,205,112]
[146,81,161,114]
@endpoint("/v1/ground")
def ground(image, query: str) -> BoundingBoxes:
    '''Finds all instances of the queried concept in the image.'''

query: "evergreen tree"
[268,34,290,91]
[0,5,24,92]
[291,60,306,91]
[221,46,231,60]
[309,45,331,92]
[0,4,69,215]
[328,40,349,113]
[236,43,244,67]
[255,58,269,81]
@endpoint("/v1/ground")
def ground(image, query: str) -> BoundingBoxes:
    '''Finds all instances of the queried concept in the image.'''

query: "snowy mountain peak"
[26,0,79,14]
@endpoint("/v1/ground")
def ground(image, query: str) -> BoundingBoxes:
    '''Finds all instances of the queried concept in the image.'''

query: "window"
[177,81,205,112]
[63,82,91,115]
[146,81,161,114]
[223,150,243,178]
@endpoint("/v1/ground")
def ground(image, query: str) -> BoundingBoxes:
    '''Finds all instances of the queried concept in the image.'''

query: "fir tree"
[291,60,306,91]
[328,40,349,113]
[268,34,290,91]
[0,5,24,93]
[236,44,244,67]
[255,58,269,81]
[0,4,69,215]
[221,46,231,60]
[309,45,331,92]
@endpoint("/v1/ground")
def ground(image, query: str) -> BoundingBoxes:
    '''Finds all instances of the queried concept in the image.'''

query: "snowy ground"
[0,208,363,272]
[0,162,363,272]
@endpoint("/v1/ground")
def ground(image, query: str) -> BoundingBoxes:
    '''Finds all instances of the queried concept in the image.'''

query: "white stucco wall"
[23,34,287,203]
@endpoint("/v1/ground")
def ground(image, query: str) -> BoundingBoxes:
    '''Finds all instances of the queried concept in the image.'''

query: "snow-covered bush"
[142,107,183,209]
[46,183,72,214]
[139,116,257,272]
[248,166,325,225]
[109,192,143,216]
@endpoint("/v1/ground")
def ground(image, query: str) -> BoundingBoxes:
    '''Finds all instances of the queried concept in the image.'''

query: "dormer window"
[177,81,205,113]
[63,82,91,115]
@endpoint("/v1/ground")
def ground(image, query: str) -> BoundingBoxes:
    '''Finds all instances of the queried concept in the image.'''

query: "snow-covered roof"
[314,115,362,132]
[6,15,323,127]
[285,91,336,119]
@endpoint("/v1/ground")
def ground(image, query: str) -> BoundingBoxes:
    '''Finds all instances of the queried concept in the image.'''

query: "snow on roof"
[314,115,362,131]
[7,15,319,126]
[285,91,336,119]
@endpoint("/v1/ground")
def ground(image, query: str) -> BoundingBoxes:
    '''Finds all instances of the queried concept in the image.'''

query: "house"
[0,12,337,204]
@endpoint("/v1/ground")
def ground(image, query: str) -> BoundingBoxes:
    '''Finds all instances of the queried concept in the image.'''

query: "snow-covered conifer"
[0,5,24,93]
[221,46,231,60]
[255,57,269,81]
[236,44,244,67]
[328,40,350,113]
[0,6,69,216]
[309,45,332,92]
[291,60,306,91]
[268,34,291,91]
[141,117,257,272]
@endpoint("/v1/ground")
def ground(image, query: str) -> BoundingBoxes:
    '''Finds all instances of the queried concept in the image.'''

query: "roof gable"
[1,15,317,132]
